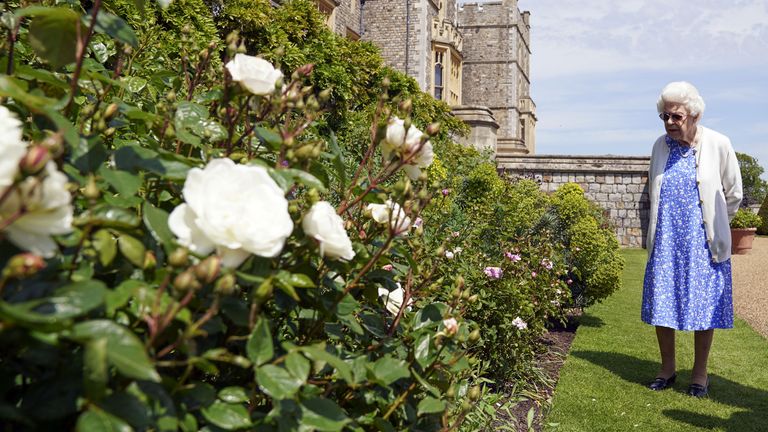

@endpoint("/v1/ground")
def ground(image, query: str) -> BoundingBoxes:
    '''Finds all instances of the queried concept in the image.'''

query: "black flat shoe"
[648,373,676,391]
[687,377,710,398]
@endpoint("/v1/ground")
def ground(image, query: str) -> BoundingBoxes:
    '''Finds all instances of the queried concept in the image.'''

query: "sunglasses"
[659,112,687,123]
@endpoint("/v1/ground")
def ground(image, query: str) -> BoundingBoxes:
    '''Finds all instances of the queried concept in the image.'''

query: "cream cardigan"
[647,126,743,263]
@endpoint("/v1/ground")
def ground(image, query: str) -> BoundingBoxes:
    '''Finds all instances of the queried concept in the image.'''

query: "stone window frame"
[316,0,339,31]
[431,42,462,106]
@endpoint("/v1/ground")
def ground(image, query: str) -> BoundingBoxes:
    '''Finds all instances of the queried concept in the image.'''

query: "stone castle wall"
[499,155,652,247]
[360,0,438,92]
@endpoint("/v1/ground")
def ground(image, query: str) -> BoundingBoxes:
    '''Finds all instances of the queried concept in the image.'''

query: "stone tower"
[313,0,536,156]
[457,1,536,157]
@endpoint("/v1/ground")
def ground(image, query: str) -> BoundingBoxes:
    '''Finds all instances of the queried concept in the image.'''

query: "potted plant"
[730,208,763,254]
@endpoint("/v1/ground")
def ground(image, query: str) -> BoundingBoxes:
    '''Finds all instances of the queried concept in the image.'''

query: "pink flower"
[531,271,537,278]
[484,266,503,279]
[540,258,553,270]
[382,264,394,271]
[445,250,455,259]
[451,231,460,238]
[567,279,573,285]
[413,217,423,228]
[442,188,450,196]
[505,252,522,262]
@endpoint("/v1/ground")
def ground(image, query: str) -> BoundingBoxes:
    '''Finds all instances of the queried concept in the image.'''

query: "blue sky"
[509,0,768,177]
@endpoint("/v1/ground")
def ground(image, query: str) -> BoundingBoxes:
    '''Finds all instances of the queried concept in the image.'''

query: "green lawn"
[544,249,768,432]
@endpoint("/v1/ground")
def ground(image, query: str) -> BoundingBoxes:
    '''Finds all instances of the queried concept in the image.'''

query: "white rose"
[302,201,355,261]
[1,162,73,257]
[168,159,293,268]
[443,317,458,336]
[382,116,433,180]
[225,54,283,96]
[367,200,411,235]
[377,283,413,315]
[0,106,27,189]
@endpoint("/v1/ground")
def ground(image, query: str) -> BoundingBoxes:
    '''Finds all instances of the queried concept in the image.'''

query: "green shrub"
[550,183,624,307]
[758,195,768,235]
[731,208,763,229]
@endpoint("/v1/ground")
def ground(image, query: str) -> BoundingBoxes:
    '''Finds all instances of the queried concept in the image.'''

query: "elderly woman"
[642,81,742,397]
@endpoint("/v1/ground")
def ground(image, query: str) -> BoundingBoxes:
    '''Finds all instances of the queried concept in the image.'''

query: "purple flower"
[540,258,553,270]
[413,217,423,228]
[442,188,450,197]
[484,266,503,279]
[280,160,290,167]
[505,252,522,262]
[567,279,573,285]
[531,271,537,278]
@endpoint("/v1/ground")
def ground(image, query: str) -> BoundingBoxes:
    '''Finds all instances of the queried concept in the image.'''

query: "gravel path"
[732,236,768,339]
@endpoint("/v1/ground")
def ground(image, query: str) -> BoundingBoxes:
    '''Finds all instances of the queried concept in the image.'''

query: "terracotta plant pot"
[731,228,758,255]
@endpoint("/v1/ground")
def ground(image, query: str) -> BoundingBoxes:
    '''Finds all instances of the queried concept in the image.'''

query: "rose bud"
[3,253,45,279]
[19,146,51,176]
[173,270,200,293]
[143,251,157,270]
[103,103,119,119]
[318,88,332,103]
[195,255,222,284]
[426,122,441,136]
[214,273,237,296]
[168,248,189,268]
[296,63,315,77]
[468,329,481,343]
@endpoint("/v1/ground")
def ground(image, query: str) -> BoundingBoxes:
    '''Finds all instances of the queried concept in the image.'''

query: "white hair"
[656,81,705,117]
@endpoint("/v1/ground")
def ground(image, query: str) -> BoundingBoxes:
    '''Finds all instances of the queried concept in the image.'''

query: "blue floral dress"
[642,137,733,331]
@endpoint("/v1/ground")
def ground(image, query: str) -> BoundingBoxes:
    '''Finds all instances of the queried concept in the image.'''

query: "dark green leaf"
[371,356,409,385]
[99,166,141,197]
[28,8,79,68]
[121,76,147,93]
[87,11,138,47]
[0,280,108,329]
[0,75,59,111]
[83,338,109,401]
[414,333,434,368]
[271,168,327,193]
[74,204,140,229]
[246,317,273,367]
[70,320,161,382]
[218,387,249,404]
[113,144,192,180]
[300,398,350,431]
[255,365,302,400]
[105,280,145,316]
[76,407,132,432]
[143,202,174,248]
[201,401,251,430]
[416,396,445,415]
[298,345,352,383]
[284,352,310,383]
[118,234,146,267]
[254,126,282,150]
[412,303,447,330]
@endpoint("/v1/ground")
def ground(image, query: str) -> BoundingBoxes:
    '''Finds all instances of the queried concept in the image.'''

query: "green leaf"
[99,166,141,197]
[113,144,192,180]
[0,280,108,329]
[254,126,282,150]
[412,303,447,330]
[326,132,346,188]
[76,407,132,432]
[300,398,350,431]
[298,345,353,383]
[284,352,310,383]
[118,234,146,267]
[218,387,249,404]
[0,75,59,111]
[105,280,145,317]
[200,401,252,430]
[271,168,327,193]
[255,365,302,400]
[246,317,273,367]
[414,333,434,368]
[87,10,138,47]
[121,76,147,93]
[143,202,174,248]
[83,338,109,401]
[28,7,79,68]
[74,204,141,229]
[70,320,161,382]
[371,356,409,385]
[416,396,445,415]
[92,229,117,267]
